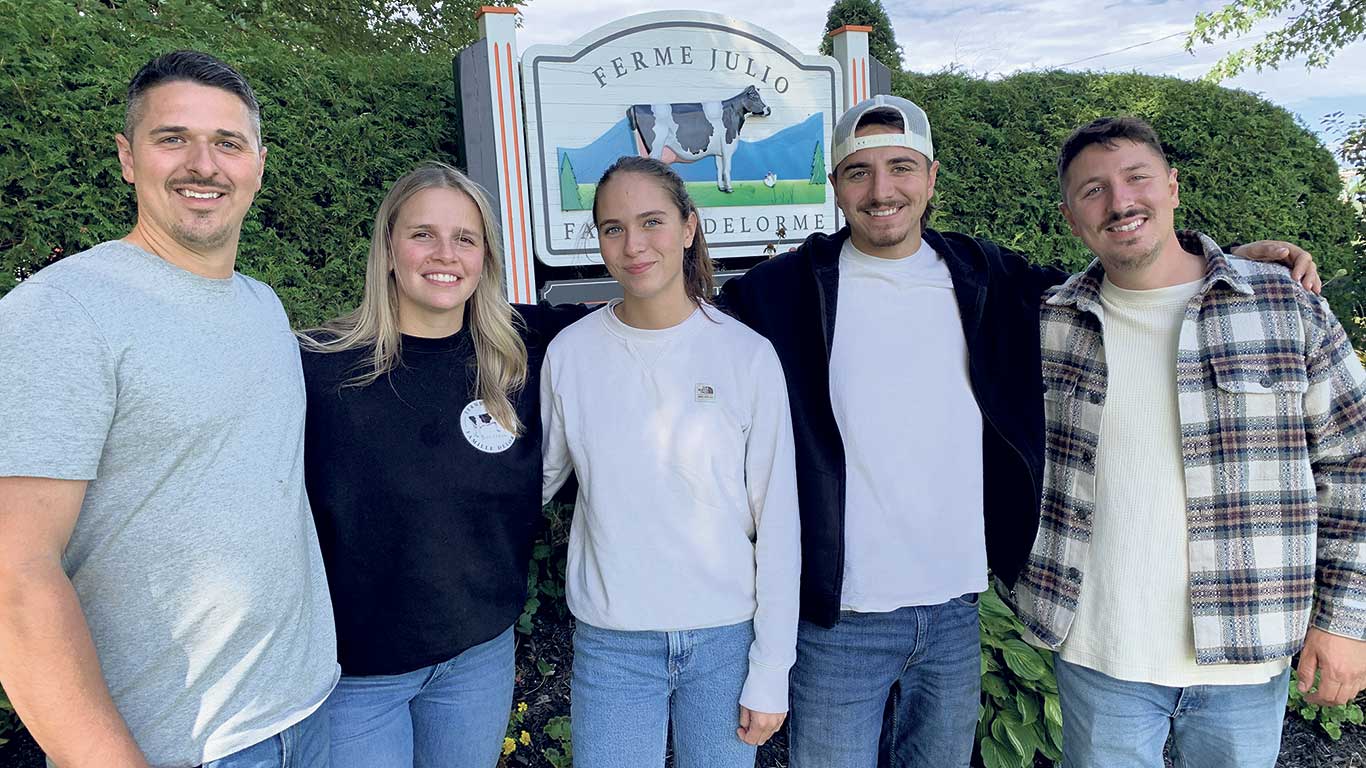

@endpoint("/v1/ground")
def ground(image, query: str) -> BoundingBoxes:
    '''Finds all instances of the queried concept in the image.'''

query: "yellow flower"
[519,730,532,746]
[502,737,516,756]
[517,701,528,715]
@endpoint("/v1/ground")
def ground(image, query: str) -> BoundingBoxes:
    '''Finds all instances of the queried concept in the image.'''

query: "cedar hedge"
[0,0,463,327]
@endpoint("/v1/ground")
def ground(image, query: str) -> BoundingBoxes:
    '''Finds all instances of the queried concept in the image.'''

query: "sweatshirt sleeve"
[738,339,802,714]
[540,349,574,505]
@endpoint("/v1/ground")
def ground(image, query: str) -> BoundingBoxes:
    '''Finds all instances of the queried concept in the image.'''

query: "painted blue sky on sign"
[558,112,825,184]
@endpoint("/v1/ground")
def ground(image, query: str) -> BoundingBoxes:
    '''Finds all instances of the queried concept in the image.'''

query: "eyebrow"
[842,155,922,173]
[147,126,253,146]
[403,223,481,236]
[1071,162,1156,195]
[596,210,668,226]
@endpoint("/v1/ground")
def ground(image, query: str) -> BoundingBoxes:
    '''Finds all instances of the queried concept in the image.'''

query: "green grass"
[567,180,825,210]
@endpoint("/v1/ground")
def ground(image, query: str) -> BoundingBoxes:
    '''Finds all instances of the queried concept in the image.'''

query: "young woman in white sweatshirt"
[540,156,801,768]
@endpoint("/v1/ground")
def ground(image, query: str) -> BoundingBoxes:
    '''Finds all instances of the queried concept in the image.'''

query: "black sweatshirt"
[301,303,587,676]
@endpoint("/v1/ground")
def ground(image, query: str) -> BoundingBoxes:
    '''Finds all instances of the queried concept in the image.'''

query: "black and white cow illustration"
[626,85,771,193]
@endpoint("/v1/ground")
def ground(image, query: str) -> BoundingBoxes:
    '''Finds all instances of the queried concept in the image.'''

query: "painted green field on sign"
[565,180,825,210]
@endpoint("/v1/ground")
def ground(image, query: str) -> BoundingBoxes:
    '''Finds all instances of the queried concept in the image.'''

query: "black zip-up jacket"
[720,226,1065,627]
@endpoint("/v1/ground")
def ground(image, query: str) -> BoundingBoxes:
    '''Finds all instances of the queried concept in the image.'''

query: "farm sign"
[521,12,842,267]
[455,8,886,299]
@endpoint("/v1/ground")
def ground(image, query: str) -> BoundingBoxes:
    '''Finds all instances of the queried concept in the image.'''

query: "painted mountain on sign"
[556,112,827,210]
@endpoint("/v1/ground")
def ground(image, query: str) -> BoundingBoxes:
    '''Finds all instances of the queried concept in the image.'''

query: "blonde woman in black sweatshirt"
[299,161,584,768]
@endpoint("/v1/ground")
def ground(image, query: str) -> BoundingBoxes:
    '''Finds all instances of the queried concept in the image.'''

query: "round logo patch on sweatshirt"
[460,399,516,453]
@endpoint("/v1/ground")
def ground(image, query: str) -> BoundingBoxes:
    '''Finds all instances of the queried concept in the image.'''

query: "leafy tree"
[1185,0,1365,81]
[1184,1,1366,333]
[818,0,902,71]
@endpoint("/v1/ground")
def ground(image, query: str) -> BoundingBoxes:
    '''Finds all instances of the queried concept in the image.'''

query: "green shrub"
[517,503,571,636]
[977,589,1062,768]
[1,0,462,327]
[0,683,14,746]
[1289,667,1366,740]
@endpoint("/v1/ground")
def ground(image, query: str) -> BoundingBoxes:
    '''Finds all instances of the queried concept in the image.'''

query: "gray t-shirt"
[0,241,338,767]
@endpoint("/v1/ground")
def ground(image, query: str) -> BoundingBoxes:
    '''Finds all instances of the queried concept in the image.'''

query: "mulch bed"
[0,732,42,768]
[1276,711,1366,768]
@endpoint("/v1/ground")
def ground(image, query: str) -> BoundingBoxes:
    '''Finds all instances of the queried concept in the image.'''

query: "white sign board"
[522,11,842,267]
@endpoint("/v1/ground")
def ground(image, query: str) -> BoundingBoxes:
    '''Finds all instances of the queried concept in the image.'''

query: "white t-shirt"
[1061,276,1287,686]
[540,301,801,713]
[830,239,987,612]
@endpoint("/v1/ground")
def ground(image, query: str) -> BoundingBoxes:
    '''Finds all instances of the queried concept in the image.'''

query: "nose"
[623,226,647,255]
[870,168,895,200]
[1107,183,1137,217]
[183,139,219,179]
[433,237,459,262]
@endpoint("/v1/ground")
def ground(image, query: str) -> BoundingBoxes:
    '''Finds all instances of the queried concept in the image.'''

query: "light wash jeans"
[200,703,330,768]
[787,593,983,768]
[570,619,759,768]
[328,627,515,768]
[1055,657,1291,768]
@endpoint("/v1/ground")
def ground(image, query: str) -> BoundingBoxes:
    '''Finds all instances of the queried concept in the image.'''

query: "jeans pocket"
[951,591,981,608]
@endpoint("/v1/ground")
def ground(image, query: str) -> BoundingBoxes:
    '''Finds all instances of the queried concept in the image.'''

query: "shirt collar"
[1046,229,1253,313]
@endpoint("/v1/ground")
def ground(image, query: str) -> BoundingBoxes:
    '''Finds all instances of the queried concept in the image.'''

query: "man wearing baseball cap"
[719,95,1316,766]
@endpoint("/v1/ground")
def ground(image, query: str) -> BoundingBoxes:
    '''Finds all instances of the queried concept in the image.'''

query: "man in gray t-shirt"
[0,51,337,768]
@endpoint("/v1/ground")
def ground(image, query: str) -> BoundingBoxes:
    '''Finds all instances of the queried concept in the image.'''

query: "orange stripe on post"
[861,58,868,99]
[851,62,860,106]
[492,44,521,302]
[827,24,873,37]
[506,42,532,303]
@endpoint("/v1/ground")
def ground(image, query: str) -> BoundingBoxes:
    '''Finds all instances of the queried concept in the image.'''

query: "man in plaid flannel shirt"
[1008,116,1366,767]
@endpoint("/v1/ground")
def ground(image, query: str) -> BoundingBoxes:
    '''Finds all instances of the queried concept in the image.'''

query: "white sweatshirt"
[540,301,801,713]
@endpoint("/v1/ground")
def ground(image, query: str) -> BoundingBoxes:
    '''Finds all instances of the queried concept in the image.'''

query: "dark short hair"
[1057,116,1167,198]
[592,156,714,305]
[124,50,261,142]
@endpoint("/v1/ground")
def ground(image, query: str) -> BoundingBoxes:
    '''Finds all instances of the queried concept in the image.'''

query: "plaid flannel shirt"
[1007,231,1366,664]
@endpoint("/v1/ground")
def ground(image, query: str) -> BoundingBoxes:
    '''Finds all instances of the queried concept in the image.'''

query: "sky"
[512,0,1365,158]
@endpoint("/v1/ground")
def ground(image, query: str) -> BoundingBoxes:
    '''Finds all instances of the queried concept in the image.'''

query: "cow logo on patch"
[695,383,716,403]
[460,399,516,453]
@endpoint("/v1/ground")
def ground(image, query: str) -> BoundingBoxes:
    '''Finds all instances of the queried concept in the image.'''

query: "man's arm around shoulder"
[0,476,149,768]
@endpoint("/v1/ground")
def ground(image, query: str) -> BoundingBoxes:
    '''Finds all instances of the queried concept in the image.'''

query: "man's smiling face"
[1060,138,1180,275]
[831,124,938,259]
[115,80,265,259]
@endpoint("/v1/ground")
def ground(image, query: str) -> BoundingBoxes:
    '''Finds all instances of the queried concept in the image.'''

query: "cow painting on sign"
[627,85,771,192]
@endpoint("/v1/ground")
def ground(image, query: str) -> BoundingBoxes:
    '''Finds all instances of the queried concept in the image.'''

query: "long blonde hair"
[300,161,528,434]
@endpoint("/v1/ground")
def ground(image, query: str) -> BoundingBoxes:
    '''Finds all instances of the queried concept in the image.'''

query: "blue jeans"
[1056,658,1290,768]
[788,594,982,768]
[571,619,758,768]
[201,702,330,768]
[329,627,515,768]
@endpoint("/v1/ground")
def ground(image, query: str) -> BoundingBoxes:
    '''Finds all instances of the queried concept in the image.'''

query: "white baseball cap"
[831,94,934,171]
